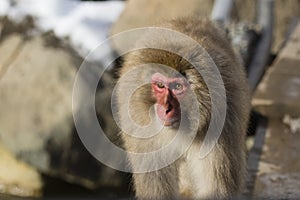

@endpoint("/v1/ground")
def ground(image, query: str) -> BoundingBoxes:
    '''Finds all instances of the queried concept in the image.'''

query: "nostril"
[165,106,173,114]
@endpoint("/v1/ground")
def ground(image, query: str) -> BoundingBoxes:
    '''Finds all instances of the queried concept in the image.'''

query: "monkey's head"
[118,47,211,135]
[117,20,237,136]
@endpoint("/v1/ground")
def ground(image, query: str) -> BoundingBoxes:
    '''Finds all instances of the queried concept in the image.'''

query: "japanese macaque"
[116,17,250,200]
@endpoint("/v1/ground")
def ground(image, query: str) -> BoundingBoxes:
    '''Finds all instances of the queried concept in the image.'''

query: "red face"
[151,73,189,126]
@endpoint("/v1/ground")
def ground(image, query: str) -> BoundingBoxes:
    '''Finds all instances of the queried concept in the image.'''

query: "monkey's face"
[151,72,189,127]
[119,49,211,136]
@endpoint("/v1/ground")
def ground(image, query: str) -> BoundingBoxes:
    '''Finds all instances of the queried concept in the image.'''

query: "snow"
[0,0,125,63]
[0,0,10,16]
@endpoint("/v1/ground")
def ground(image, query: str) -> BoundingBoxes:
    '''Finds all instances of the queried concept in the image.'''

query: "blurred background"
[0,0,299,199]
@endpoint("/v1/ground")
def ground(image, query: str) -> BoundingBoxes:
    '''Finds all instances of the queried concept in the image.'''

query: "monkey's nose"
[165,105,173,114]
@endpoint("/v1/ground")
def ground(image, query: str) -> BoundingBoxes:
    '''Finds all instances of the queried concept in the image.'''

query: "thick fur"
[117,17,250,199]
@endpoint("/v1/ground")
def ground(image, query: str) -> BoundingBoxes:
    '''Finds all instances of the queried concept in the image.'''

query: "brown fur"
[116,17,250,199]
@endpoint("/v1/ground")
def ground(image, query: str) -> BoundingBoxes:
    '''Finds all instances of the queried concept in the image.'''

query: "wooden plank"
[280,23,300,61]
[250,120,300,199]
[269,58,300,76]
[252,22,300,118]
[253,73,300,118]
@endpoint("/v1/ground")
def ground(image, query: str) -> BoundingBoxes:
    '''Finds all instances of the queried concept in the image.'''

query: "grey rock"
[0,19,127,191]
[0,23,2,39]
[110,0,213,53]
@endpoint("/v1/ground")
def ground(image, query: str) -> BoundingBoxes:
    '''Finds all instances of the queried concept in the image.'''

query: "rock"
[0,141,42,197]
[0,16,35,42]
[0,34,77,171]
[110,0,213,53]
[0,20,127,192]
[0,22,2,39]
[111,0,213,34]
[0,34,23,79]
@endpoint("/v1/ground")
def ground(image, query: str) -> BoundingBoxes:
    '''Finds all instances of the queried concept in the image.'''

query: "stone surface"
[0,141,42,197]
[0,16,35,41]
[0,34,23,79]
[252,23,300,118]
[0,35,77,171]
[110,0,213,53]
[111,0,213,35]
[0,22,2,39]
[0,28,127,192]
[251,120,300,199]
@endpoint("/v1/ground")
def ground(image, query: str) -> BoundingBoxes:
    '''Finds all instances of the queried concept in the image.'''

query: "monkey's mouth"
[155,104,180,126]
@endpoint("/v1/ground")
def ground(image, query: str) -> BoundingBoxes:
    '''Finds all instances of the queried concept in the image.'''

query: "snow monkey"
[116,17,250,200]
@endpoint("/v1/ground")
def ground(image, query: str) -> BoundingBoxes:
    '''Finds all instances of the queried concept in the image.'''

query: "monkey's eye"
[174,83,183,90]
[156,82,165,88]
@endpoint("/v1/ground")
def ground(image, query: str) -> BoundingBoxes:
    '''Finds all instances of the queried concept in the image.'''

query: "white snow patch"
[0,0,10,16]
[0,0,125,64]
